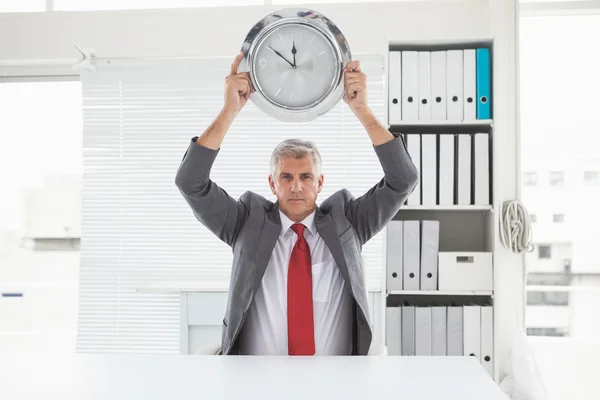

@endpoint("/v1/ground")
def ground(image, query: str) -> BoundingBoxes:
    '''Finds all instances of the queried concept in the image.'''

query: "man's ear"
[268,175,276,194]
[318,174,324,193]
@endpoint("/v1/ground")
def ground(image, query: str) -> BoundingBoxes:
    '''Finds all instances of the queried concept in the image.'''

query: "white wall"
[0,2,491,63]
[0,0,523,383]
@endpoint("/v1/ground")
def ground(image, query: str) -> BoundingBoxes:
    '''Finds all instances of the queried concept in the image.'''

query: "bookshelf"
[387,290,493,297]
[383,36,499,381]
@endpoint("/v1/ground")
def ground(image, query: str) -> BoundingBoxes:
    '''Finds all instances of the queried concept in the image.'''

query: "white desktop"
[0,353,507,400]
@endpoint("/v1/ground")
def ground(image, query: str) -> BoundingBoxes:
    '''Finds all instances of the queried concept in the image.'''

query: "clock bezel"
[240,8,352,123]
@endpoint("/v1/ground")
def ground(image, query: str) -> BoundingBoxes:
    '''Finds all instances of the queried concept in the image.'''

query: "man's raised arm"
[341,60,419,244]
[174,52,255,247]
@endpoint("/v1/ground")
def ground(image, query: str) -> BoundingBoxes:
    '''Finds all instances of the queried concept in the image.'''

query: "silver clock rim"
[239,8,352,123]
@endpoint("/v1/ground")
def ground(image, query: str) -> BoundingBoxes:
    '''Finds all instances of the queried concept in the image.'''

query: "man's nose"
[291,178,302,192]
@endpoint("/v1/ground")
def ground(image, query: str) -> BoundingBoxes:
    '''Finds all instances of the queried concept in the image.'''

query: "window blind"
[77,54,386,353]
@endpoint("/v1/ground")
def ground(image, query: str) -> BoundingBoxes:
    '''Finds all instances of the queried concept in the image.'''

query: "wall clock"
[240,8,352,123]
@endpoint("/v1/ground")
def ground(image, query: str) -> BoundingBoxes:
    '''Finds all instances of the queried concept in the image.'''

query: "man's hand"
[196,52,254,150]
[343,60,369,117]
[223,52,255,116]
[342,60,394,146]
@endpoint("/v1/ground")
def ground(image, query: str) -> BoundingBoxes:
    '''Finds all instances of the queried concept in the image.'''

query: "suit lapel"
[314,208,352,290]
[252,201,282,294]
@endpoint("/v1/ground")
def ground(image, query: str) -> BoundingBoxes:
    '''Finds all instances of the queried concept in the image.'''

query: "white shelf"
[390,120,493,126]
[389,120,493,133]
[387,290,493,296]
[401,205,493,211]
[389,38,494,47]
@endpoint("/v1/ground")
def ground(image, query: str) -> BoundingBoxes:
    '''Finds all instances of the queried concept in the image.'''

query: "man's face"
[268,155,324,222]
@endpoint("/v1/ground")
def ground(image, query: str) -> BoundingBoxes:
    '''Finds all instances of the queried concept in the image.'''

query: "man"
[175,52,418,356]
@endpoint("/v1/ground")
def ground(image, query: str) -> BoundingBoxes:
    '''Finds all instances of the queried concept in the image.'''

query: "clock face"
[252,23,340,110]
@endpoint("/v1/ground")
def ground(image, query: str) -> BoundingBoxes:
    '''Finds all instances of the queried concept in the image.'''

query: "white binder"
[421,134,437,206]
[402,305,415,356]
[481,306,494,377]
[431,306,447,356]
[463,305,482,362]
[386,221,403,291]
[402,220,420,290]
[406,134,421,205]
[474,133,490,205]
[388,51,402,124]
[457,134,472,205]
[419,220,439,290]
[415,307,432,356]
[386,306,402,356]
[438,134,455,205]
[402,51,419,121]
[446,50,464,121]
[418,51,431,121]
[430,50,447,120]
[446,306,463,356]
[463,49,477,120]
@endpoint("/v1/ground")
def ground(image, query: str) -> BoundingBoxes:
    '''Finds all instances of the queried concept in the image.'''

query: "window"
[524,172,538,186]
[53,0,262,11]
[0,81,82,354]
[584,170,599,184]
[521,13,600,347]
[538,245,552,259]
[549,171,564,186]
[527,272,571,286]
[527,327,569,337]
[527,291,569,306]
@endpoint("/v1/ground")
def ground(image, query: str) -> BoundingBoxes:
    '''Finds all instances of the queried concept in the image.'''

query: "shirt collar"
[279,209,317,238]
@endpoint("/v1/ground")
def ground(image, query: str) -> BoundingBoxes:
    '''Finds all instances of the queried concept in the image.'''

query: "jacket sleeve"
[345,135,419,245]
[174,137,249,247]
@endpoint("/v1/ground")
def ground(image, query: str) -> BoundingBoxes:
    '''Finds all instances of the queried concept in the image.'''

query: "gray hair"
[270,139,323,178]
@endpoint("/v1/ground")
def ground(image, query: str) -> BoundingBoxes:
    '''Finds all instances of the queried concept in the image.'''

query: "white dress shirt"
[238,209,353,355]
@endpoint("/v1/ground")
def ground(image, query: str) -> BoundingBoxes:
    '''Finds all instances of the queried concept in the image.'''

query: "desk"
[137,281,384,355]
[0,354,507,400]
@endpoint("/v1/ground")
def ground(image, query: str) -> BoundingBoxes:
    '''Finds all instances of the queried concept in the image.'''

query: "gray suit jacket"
[175,135,418,355]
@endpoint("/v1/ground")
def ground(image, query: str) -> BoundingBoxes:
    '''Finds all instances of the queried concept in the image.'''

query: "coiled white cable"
[500,200,534,254]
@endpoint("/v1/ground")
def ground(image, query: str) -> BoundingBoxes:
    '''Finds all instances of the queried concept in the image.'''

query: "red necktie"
[287,223,315,355]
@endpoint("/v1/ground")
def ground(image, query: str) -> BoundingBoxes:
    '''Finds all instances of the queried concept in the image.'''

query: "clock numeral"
[289,92,296,102]
[259,58,267,69]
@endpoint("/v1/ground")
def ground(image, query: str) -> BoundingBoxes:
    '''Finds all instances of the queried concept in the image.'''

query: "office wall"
[0,2,491,63]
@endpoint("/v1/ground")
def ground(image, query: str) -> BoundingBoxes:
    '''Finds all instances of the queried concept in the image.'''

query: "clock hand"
[291,41,297,67]
[268,45,295,69]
